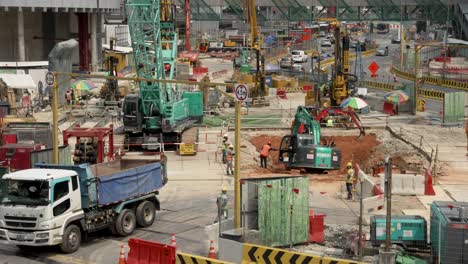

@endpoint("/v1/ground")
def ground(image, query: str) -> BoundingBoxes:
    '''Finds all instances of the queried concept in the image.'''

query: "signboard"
[45,72,55,86]
[234,84,248,101]
[368,61,380,78]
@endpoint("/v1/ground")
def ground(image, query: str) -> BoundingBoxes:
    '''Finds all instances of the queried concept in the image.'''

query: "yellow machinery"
[331,22,354,106]
[223,40,238,49]
[243,0,266,102]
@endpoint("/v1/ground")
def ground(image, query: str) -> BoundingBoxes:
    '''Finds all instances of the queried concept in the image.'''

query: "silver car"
[376,46,389,56]
[279,57,293,68]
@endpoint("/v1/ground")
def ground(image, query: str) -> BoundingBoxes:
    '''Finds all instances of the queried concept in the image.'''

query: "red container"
[276,90,287,99]
[302,85,312,92]
[193,67,208,75]
[2,134,17,144]
[309,212,325,243]
[127,238,176,264]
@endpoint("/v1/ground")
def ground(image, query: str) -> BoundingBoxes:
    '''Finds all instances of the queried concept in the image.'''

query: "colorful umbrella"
[340,97,368,109]
[71,80,96,91]
[384,90,409,104]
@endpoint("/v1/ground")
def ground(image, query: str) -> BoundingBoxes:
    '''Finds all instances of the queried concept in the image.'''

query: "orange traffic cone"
[170,233,176,247]
[118,245,126,264]
[208,240,217,259]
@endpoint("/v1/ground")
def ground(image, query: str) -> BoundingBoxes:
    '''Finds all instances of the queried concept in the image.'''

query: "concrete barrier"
[379,173,425,195]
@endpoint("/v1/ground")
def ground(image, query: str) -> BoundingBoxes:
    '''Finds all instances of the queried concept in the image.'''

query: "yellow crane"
[243,0,266,101]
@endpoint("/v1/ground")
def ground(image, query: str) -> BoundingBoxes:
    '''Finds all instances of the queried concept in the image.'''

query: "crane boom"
[124,0,203,139]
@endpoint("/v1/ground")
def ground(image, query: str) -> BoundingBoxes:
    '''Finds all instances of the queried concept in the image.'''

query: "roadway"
[0,136,226,264]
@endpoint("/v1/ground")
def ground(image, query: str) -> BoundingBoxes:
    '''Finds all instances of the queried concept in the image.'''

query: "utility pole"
[379,156,396,264]
[413,45,420,115]
[234,100,241,229]
[358,178,363,258]
[385,157,392,251]
[52,72,59,164]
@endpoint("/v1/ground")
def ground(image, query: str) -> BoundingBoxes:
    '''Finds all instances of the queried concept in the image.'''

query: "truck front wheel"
[136,201,156,227]
[60,224,81,253]
[115,209,136,236]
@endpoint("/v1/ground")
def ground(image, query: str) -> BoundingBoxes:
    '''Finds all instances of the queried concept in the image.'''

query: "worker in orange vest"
[259,141,277,168]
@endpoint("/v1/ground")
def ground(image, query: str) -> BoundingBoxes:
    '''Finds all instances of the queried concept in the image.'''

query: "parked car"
[319,31,326,38]
[292,63,304,72]
[321,39,332,47]
[391,37,401,44]
[291,50,308,63]
[350,40,358,48]
[280,57,294,68]
[376,45,389,56]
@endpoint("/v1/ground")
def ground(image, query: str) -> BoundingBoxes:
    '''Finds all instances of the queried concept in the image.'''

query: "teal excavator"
[279,106,341,170]
[123,0,203,148]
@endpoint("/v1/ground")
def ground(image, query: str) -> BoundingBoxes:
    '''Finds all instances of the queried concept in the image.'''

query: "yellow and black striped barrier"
[419,88,445,101]
[241,243,363,264]
[362,80,397,92]
[176,252,234,264]
[392,65,468,91]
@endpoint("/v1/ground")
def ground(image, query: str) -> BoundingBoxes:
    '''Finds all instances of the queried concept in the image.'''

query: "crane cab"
[123,94,143,133]
[279,134,341,170]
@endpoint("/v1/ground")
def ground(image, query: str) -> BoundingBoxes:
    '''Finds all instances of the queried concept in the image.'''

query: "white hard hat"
[223,134,228,138]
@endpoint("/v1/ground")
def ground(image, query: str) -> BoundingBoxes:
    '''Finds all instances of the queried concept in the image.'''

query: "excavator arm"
[315,107,366,138]
[291,106,321,144]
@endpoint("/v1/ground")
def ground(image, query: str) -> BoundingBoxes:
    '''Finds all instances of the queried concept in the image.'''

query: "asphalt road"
[0,137,227,264]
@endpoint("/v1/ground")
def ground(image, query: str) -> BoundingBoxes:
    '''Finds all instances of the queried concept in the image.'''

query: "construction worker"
[65,89,72,105]
[259,141,277,168]
[346,162,355,200]
[221,134,228,163]
[226,144,235,175]
[215,186,228,222]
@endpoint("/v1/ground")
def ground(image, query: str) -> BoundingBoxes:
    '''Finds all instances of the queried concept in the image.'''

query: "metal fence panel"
[443,92,465,123]
[30,146,72,166]
[258,176,309,247]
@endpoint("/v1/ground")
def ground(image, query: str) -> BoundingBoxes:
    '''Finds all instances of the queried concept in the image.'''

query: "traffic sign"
[234,84,248,101]
[45,72,55,86]
[368,61,380,78]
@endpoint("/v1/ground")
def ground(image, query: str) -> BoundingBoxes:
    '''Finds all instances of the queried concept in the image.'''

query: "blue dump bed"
[36,158,166,208]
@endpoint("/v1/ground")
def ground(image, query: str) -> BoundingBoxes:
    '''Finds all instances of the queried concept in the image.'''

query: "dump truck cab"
[0,169,83,247]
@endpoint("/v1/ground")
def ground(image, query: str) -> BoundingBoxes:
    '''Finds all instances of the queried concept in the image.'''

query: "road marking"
[47,255,96,264]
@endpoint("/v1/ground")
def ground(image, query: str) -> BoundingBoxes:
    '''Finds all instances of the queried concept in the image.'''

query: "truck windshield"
[291,51,300,55]
[0,179,50,206]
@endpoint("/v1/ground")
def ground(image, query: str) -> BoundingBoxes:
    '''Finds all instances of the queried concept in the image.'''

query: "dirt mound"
[333,134,381,173]
[249,135,283,169]
[249,134,381,174]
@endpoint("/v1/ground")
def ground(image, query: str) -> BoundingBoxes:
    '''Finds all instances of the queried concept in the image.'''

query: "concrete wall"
[0,11,43,61]
[0,11,80,62]
[379,173,425,195]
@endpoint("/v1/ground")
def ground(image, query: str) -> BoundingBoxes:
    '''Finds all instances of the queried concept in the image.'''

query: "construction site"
[0,0,467,264]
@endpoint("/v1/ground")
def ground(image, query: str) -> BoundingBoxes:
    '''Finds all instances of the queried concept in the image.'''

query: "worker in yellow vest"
[346,162,355,200]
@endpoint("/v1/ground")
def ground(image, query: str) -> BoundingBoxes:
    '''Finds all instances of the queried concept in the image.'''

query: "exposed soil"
[249,134,382,176]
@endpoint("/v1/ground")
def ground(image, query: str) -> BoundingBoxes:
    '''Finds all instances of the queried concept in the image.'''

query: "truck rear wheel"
[116,209,136,236]
[60,224,81,253]
[136,201,156,227]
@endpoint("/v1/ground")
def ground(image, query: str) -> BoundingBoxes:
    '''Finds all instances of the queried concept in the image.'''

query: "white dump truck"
[0,158,167,253]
